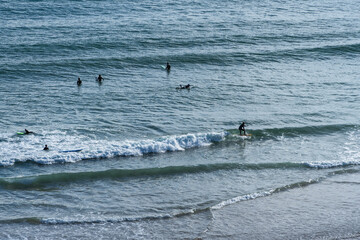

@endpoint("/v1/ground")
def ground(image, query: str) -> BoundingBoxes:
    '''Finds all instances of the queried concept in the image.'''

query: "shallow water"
[1,0,360,239]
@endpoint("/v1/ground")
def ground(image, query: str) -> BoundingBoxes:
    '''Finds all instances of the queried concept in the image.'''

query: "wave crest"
[0,132,227,166]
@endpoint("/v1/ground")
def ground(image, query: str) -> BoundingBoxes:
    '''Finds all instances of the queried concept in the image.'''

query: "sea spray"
[0,132,227,166]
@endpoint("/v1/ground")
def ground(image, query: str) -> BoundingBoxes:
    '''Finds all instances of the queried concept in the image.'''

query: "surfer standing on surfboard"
[239,122,246,135]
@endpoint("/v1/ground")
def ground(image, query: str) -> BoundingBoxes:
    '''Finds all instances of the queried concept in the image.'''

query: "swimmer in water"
[165,62,171,71]
[77,77,82,86]
[97,75,104,82]
[43,145,49,151]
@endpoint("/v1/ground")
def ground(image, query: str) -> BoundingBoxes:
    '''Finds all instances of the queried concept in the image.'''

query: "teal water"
[1,0,360,239]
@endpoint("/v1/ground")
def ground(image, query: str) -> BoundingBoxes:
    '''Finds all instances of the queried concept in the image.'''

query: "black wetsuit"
[25,129,33,134]
[239,123,246,135]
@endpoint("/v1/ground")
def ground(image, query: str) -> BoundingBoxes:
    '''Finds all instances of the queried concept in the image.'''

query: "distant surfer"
[179,84,191,89]
[239,122,246,135]
[24,129,33,134]
[43,145,49,151]
[97,75,104,82]
[165,62,171,71]
[77,77,82,86]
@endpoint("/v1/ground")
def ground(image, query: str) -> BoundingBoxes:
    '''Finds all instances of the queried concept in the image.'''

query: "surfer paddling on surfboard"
[239,122,246,135]
[24,129,34,134]
[178,84,191,89]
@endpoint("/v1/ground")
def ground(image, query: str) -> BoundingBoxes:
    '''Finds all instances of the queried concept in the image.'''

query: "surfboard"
[176,87,191,90]
[240,134,252,137]
[17,132,25,135]
[161,65,166,69]
[60,149,83,153]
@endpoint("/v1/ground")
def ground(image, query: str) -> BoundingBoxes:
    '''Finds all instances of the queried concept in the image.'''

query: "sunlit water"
[1,0,360,239]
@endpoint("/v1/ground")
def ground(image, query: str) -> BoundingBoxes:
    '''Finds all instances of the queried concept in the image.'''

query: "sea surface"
[1,0,360,239]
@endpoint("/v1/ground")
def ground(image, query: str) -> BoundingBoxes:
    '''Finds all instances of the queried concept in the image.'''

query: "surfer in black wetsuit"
[25,129,33,134]
[178,84,190,89]
[43,145,49,151]
[165,62,171,71]
[97,75,104,82]
[77,77,82,86]
[239,122,246,135]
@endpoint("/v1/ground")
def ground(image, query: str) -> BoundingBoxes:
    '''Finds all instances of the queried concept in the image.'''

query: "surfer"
[165,62,171,71]
[178,84,191,89]
[24,129,33,134]
[77,77,82,86]
[97,75,104,82]
[43,145,49,151]
[239,122,246,135]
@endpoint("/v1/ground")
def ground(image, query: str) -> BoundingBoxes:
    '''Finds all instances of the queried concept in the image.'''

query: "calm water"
[1,0,360,239]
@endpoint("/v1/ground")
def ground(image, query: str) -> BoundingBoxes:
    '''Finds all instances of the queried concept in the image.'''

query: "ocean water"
[1,0,360,239]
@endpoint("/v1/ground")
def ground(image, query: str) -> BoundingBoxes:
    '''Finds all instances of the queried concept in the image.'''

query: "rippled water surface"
[1,0,360,239]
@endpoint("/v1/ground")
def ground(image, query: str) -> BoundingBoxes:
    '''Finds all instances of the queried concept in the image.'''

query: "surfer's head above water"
[25,129,33,134]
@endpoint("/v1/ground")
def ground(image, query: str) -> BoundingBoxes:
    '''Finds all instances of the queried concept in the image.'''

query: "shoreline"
[203,171,360,239]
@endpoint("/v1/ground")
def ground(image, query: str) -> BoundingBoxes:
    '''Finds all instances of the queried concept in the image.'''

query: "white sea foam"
[304,160,360,169]
[41,213,173,224]
[304,139,360,169]
[210,190,274,210]
[0,131,227,166]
